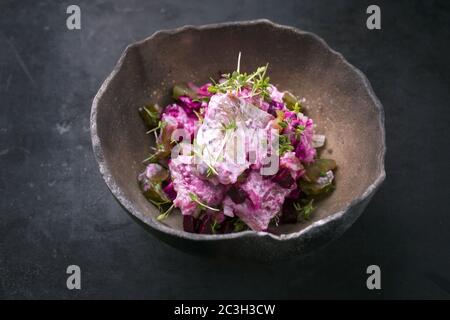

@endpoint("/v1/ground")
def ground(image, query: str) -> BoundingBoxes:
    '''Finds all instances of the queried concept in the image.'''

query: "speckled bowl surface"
[91,19,385,260]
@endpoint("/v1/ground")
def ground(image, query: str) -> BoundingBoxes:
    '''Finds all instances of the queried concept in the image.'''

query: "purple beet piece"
[183,215,198,233]
[219,219,234,234]
[279,199,298,224]
[197,214,214,234]
[286,187,301,199]
[272,168,295,189]
[227,186,247,204]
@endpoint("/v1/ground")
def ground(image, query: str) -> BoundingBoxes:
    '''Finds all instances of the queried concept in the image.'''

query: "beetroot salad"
[138,54,337,234]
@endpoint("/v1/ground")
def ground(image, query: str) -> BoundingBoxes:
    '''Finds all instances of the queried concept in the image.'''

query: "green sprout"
[208,53,271,99]
[157,203,175,221]
[189,192,220,212]
[294,199,315,221]
[295,125,305,140]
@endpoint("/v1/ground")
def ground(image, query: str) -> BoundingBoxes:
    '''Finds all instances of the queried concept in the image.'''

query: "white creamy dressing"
[195,93,274,184]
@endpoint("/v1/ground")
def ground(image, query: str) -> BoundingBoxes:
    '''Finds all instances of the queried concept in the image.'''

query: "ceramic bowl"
[91,19,385,260]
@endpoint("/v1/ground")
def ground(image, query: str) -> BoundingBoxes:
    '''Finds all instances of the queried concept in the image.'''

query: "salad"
[138,54,337,234]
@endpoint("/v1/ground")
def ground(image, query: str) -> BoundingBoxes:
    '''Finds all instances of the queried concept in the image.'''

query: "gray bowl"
[91,19,385,260]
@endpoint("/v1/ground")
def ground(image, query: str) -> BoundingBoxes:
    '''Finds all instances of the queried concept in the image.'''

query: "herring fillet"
[195,93,274,184]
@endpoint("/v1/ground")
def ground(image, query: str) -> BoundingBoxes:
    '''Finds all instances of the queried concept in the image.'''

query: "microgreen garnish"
[189,192,220,212]
[194,120,235,178]
[295,125,305,140]
[211,219,220,234]
[272,214,280,227]
[192,144,219,177]
[206,166,217,178]
[250,64,270,99]
[143,143,166,163]
[208,53,271,99]
[157,203,175,221]
[143,106,159,122]
[148,198,171,210]
[143,153,158,163]
[152,143,165,152]
[294,199,314,221]
[293,101,302,113]
[283,92,302,112]
[278,134,294,155]
[146,120,166,134]
[279,121,288,129]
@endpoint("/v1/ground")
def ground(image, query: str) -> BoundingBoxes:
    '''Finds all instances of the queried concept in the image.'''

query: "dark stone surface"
[0,0,449,299]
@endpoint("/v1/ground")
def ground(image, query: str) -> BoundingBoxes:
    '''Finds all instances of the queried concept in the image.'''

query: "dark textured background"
[1,0,449,299]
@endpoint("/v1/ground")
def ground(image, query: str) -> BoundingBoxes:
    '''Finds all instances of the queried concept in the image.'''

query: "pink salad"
[138,56,337,234]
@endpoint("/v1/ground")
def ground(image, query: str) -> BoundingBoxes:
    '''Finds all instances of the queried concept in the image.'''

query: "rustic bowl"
[91,19,385,260]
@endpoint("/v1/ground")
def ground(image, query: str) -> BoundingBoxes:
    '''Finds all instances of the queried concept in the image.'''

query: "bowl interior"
[93,22,384,237]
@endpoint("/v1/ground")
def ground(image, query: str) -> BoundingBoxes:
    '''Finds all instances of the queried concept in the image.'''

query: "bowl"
[90,19,385,260]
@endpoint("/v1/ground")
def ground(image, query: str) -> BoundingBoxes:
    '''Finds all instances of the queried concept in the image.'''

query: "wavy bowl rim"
[90,19,386,242]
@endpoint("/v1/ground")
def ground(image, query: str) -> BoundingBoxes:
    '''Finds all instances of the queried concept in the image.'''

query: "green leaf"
[294,199,314,221]
[206,166,217,177]
[211,219,220,234]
